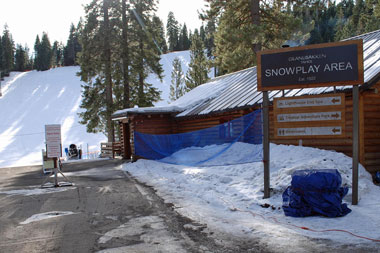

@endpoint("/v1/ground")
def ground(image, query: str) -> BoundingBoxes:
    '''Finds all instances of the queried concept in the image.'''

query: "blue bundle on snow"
[282,169,351,217]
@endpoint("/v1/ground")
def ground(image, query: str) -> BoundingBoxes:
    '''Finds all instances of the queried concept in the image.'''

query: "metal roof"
[177,29,380,118]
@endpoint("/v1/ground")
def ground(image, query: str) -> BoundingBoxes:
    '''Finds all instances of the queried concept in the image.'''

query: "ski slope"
[0,67,106,168]
[0,51,190,168]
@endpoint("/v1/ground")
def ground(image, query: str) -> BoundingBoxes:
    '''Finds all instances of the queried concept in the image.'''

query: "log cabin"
[112,29,380,176]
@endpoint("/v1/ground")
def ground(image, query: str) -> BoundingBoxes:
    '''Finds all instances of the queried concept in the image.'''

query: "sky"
[0,0,206,50]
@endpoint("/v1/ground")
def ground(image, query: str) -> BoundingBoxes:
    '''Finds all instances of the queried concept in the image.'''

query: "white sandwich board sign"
[45,124,61,158]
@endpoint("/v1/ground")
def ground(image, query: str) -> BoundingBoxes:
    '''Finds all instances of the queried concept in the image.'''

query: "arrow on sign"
[331,98,341,104]
[331,113,340,118]
[332,128,341,133]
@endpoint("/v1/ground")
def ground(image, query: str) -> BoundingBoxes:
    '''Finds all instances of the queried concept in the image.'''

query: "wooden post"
[263,91,270,198]
[54,158,58,187]
[352,85,359,205]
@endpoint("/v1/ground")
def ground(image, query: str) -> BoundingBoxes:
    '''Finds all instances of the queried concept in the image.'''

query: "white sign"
[45,124,61,158]
[277,96,342,108]
[277,111,341,122]
[277,126,342,136]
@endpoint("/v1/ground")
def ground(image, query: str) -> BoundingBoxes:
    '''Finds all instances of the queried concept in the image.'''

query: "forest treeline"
[1,0,379,140]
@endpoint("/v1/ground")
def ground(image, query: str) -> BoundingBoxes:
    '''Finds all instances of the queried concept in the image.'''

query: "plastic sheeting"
[282,169,351,217]
[134,110,263,166]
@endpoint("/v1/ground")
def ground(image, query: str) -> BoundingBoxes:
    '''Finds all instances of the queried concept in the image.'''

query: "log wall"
[362,85,380,173]
[121,87,380,174]
[126,114,175,160]
[175,110,254,133]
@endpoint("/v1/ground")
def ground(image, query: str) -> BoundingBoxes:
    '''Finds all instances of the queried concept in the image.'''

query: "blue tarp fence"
[282,169,351,217]
[134,110,263,166]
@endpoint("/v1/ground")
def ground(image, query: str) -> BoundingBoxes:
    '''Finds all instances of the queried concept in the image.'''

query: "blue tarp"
[134,110,263,166]
[282,169,351,217]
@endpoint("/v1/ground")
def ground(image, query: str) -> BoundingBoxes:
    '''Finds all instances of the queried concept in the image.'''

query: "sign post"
[42,124,72,188]
[257,40,363,204]
[263,91,270,198]
[352,86,359,205]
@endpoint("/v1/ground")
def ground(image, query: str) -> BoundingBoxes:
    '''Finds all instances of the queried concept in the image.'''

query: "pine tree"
[203,0,302,74]
[185,33,210,91]
[131,0,163,107]
[179,23,190,50]
[33,33,52,71]
[52,41,64,67]
[1,25,15,76]
[78,0,116,141]
[169,57,185,101]
[204,18,216,57]
[78,0,163,139]
[151,15,168,54]
[40,32,53,71]
[166,11,179,51]
[33,35,41,70]
[199,25,206,44]
[14,44,28,71]
[120,0,132,109]
[64,23,81,66]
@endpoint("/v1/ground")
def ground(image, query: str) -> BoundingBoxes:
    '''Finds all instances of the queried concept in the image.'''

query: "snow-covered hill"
[149,50,190,106]
[0,51,190,168]
[0,67,107,168]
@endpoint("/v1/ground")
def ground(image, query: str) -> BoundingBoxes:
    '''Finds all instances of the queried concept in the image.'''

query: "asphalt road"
[0,160,267,253]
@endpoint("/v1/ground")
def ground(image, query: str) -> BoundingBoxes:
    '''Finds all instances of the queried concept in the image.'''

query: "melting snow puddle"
[97,215,187,253]
[0,186,76,196]
[20,211,76,225]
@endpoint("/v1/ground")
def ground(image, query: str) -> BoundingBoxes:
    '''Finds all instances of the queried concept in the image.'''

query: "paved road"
[0,161,267,253]
[0,161,378,253]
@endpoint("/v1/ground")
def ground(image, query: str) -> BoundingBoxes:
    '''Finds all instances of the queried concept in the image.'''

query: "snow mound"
[122,143,380,245]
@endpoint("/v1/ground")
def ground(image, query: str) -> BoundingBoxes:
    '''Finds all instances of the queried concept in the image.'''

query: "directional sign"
[277,126,342,137]
[45,124,61,158]
[277,111,341,122]
[274,94,345,138]
[277,96,342,108]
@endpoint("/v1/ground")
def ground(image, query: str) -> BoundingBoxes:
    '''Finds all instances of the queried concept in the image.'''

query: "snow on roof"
[112,105,183,118]
[112,69,232,118]
[113,29,380,119]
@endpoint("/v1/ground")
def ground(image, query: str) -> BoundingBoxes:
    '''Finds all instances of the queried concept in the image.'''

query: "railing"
[100,142,122,158]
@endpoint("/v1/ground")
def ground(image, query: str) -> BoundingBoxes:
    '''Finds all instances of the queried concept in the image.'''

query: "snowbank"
[122,143,380,247]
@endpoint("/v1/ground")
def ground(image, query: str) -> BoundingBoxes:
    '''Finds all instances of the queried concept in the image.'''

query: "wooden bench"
[100,142,121,158]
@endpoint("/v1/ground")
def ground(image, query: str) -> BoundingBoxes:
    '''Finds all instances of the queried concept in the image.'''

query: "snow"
[107,51,192,117]
[0,51,197,168]
[0,67,107,168]
[97,215,187,253]
[20,211,76,225]
[122,143,380,246]
[149,50,191,107]
[113,50,219,117]
[0,186,76,196]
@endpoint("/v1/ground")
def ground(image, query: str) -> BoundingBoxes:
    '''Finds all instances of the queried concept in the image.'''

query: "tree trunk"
[138,35,144,107]
[122,0,130,109]
[250,0,261,53]
[103,0,114,142]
